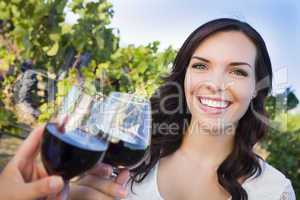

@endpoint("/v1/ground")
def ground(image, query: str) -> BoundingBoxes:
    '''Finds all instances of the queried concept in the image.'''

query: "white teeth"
[200,98,229,108]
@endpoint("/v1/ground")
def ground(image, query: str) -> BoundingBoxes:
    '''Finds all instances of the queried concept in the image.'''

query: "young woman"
[69,18,296,200]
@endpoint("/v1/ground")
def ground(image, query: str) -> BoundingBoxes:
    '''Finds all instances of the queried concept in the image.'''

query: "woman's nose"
[205,72,232,93]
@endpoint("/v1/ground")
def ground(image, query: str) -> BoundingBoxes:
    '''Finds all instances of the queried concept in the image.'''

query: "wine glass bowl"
[40,85,108,180]
[100,92,152,169]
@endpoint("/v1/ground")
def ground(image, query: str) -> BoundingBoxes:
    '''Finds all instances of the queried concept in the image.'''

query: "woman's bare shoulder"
[258,159,290,184]
[244,158,295,199]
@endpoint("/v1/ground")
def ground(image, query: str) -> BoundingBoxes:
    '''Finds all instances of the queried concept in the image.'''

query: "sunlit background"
[66,0,300,112]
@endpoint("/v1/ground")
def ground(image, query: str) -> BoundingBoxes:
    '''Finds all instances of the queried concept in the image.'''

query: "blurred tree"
[262,87,300,197]
[0,0,176,134]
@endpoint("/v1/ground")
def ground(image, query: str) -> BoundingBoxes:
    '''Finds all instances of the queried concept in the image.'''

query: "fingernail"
[117,188,128,198]
[49,176,62,191]
[104,166,110,173]
[104,166,112,177]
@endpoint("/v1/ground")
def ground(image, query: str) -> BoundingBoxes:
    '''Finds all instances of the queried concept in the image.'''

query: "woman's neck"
[178,118,236,170]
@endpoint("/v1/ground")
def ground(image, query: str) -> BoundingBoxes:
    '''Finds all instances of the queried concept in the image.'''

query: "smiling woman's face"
[184,31,257,133]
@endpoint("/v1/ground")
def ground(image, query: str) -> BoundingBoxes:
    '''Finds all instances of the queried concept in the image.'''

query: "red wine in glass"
[95,92,152,171]
[40,85,108,180]
[41,123,108,180]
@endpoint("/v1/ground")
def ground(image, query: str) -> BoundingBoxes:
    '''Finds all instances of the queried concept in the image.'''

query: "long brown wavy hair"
[131,18,273,200]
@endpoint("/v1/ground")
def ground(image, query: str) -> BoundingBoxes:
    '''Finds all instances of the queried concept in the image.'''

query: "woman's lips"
[196,96,232,115]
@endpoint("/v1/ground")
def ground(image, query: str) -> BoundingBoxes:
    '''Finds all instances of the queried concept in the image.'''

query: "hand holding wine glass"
[40,85,109,200]
[38,83,152,199]
[69,163,130,200]
[0,125,65,200]
[68,92,152,200]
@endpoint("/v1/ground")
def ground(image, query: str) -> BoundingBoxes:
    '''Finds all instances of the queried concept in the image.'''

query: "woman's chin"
[193,118,236,136]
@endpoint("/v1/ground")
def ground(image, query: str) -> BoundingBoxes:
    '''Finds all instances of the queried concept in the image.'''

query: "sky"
[66,0,300,112]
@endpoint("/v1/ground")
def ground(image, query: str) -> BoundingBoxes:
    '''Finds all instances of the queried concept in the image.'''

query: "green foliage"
[266,87,299,119]
[0,0,176,124]
[263,88,300,198]
[0,0,118,126]
[68,0,117,60]
[96,43,176,96]
[287,113,300,131]
[0,89,22,136]
[0,0,118,74]
[38,68,78,122]
[37,44,176,122]
[261,128,300,197]
[0,0,68,66]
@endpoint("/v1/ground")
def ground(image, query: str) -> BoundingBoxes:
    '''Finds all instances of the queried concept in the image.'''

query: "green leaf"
[11,5,21,17]
[42,46,49,52]
[49,33,60,42]
[11,0,22,3]
[60,23,73,34]
[47,42,59,56]
[0,9,10,19]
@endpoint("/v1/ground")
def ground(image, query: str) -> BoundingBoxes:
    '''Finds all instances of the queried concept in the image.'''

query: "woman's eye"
[231,69,248,77]
[192,63,207,70]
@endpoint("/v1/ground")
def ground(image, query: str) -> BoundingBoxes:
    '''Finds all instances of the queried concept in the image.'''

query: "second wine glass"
[96,92,152,171]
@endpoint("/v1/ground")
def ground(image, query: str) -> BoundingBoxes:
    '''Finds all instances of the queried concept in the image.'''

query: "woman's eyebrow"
[229,62,252,68]
[191,56,210,63]
[191,56,252,68]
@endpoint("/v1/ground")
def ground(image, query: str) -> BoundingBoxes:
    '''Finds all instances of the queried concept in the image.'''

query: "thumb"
[47,184,69,200]
[23,176,64,199]
[116,169,130,185]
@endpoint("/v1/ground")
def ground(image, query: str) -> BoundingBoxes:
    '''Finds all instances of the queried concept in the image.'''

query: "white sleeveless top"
[124,158,296,200]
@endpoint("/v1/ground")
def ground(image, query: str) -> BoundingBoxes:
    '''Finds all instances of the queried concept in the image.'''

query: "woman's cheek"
[185,70,208,93]
[184,73,203,106]
[229,85,253,120]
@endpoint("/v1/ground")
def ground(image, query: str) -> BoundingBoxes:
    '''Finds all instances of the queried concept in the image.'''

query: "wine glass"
[40,85,108,181]
[96,92,152,171]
